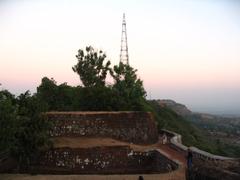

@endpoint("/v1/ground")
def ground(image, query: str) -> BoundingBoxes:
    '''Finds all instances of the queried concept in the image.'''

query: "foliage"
[39,47,147,112]
[0,90,51,169]
[36,77,58,110]
[72,46,111,87]
[37,77,83,111]
[146,100,240,157]
[185,113,240,157]
[0,90,17,152]
[78,86,117,111]
[146,100,220,153]
[111,62,146,110]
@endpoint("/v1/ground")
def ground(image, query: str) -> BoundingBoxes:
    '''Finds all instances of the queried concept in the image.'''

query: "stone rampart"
[45,111,158,144]
[31,146,178,174]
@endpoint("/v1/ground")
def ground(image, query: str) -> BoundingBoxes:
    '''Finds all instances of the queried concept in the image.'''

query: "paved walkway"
[156,143,186,166]
[0,137,187,180]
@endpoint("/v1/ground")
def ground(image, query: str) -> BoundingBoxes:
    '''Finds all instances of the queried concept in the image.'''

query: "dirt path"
[53,137,164,150]
[156,143,186,166]
[0,172,185,180]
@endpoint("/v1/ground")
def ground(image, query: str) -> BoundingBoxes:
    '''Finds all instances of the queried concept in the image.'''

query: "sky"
[0,0,240,115]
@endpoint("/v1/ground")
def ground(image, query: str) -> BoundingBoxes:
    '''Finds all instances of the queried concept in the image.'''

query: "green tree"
[79,86,116,111]
[72,46,111,87]
[37,77,58,110]
[0,90,17,151]
[0,89,51,170]
[111,62,146,110]
[37,77,85,111]
[11,91,51,169]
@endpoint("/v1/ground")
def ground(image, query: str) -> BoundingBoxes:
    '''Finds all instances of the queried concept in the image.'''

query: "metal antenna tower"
[120,13,129,65]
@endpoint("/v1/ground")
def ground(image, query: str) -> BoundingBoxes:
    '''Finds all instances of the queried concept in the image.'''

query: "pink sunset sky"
[0,0,240,115]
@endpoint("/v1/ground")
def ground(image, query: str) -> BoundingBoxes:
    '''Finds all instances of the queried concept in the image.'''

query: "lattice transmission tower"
[120,13,129,65]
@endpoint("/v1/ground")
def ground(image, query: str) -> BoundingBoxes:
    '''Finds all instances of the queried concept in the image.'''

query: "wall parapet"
[161,129,238,161]
[45,111,158,144]
[161,129,188,154]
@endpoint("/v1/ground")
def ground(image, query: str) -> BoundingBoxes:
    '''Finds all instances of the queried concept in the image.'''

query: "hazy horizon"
[1,0,240,115]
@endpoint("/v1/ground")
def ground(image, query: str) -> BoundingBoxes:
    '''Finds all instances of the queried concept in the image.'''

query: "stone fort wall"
[31,146,178,174]
[29,112,178,174]
[45,111,158,144]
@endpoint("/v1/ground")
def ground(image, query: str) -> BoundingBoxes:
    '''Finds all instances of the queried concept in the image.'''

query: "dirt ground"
[53,137,161,151]
[0,170,185,180]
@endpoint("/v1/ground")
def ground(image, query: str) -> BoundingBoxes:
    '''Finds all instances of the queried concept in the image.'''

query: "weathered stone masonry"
[28,112,180,174]
[1,112,181,174]
[31,146,178,174]
[46,111,159,144]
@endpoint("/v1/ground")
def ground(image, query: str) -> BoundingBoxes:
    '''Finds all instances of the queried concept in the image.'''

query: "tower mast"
[120,13,129,65]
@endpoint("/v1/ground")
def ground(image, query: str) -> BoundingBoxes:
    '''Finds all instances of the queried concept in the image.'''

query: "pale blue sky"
[0,0,240,115]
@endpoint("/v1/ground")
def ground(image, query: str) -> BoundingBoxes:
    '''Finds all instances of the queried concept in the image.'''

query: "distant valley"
[156,99,240,156]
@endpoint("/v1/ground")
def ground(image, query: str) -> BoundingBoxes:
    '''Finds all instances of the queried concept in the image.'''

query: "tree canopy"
[0,90,51,170]
[111,62,146,110]
[72,46,111,87]
[71,46,147,111]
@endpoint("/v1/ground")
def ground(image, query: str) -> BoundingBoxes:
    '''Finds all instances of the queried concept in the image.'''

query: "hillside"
[156,99,191,116]
[144,100,219,154]
[154,99,240,157]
